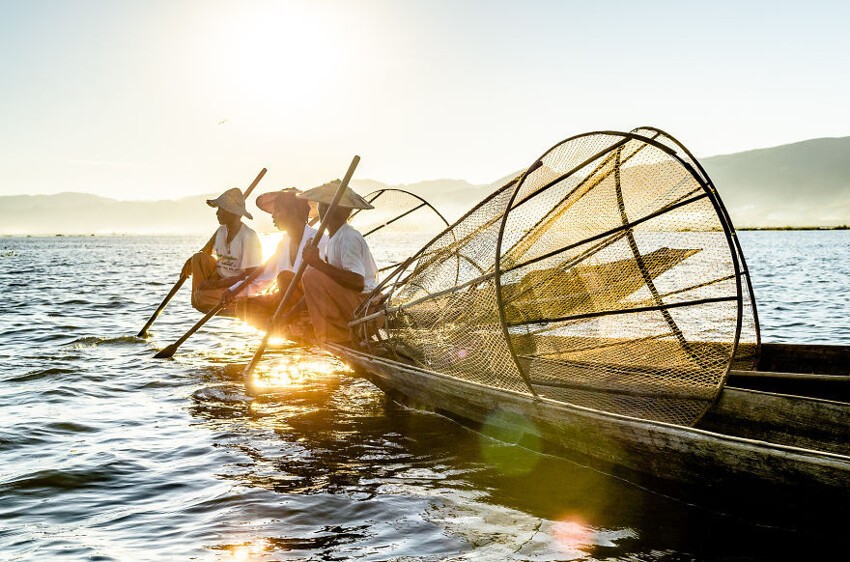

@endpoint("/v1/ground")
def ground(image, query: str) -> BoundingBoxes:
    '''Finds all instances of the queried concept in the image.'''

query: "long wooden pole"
[242,156,360,392]
[138,168,267,337]
[153,263,268,358]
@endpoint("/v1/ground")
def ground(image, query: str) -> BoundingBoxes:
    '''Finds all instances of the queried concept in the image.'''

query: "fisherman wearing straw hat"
[229,188,328,320]
[183,187,263,312]
[297,180,378,344]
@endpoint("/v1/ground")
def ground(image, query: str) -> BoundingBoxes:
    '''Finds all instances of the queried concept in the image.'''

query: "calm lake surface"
[1,231,848,561]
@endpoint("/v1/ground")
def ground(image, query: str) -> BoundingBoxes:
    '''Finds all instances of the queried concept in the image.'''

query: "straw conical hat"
[207,187,253,219]
[256,188,309,215]
[297,179,374,210]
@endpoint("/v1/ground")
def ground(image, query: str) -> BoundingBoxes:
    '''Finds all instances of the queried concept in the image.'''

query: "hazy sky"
[1,0,848,199]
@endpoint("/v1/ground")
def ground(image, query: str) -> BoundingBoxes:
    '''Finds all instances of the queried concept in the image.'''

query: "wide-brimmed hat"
[206,187,253,219]
[256,188,310,215]
[297,179,374,210]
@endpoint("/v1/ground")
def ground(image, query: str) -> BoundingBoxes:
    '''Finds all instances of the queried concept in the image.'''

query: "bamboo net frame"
[351,130,758,426]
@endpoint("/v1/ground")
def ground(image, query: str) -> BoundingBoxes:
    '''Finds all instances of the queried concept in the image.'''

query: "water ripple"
[0,234,846,560]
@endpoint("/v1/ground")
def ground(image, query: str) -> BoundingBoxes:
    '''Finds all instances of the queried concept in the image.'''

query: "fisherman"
[297,180,377,344]
[183,187,263,313]
[234,188,326,320]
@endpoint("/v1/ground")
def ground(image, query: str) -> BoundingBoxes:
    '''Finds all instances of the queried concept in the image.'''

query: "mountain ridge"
[1,136,848,234]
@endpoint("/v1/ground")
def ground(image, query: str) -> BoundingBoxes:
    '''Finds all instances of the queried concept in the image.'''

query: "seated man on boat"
[230,188,327,324]
[297,180,378,344]
[182,187,263,313]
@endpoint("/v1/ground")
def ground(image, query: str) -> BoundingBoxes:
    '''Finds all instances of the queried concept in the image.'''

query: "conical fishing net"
[352,130,754,426]
[629,127,760,371]
[348,188,451,282]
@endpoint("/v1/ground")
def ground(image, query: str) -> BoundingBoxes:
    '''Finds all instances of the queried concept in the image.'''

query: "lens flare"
[552,515,595,552]
[479,410,542,476]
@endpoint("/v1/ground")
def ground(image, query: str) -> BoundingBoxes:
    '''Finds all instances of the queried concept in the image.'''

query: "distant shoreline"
[1,226,849,237]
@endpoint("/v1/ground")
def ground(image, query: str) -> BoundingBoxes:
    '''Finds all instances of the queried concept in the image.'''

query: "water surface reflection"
[188,347,835,560]
[2,235,846,560]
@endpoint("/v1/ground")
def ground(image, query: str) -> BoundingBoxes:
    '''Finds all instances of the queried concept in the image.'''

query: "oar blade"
[154,344,179,359]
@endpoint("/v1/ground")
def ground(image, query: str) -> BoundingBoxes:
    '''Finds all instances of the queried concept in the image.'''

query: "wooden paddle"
[138,168,267,337]
[153,264,268,358]
[242,156,361,392]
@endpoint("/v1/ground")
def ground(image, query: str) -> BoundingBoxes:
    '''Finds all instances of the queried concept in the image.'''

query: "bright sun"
[195,2,344,117]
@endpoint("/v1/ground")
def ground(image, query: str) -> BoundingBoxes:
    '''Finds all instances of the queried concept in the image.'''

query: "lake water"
[1,231,848,560]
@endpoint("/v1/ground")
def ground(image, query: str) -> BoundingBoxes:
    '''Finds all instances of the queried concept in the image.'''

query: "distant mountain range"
[702,137,850,227]
[1,137,848,235]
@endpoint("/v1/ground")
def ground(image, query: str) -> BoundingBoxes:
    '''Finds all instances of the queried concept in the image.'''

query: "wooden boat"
[329,129,850,527]
[727,342,850,401]
[194,129,846,526]
[326,340,850,527]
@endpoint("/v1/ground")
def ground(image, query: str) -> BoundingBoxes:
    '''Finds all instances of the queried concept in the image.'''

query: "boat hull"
[328,344,850,525]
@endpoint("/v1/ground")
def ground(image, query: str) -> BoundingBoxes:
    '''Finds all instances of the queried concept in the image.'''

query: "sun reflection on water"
[233,320,264,336]
[247,350,348,391]
[222,539,272,560]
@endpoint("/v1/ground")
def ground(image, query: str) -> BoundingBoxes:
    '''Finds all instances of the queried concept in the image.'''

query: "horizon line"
[3,134,850,201]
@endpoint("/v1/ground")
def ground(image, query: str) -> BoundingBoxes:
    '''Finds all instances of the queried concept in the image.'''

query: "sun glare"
[225,539,271,560]
[259,232,282,262]
[247,351,341,391]
[196,2,345,118]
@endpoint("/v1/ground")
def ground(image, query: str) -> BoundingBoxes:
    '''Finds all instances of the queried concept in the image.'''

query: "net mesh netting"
[348,188,451,280]
[630,127,760,371]
[353,131,757,426]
